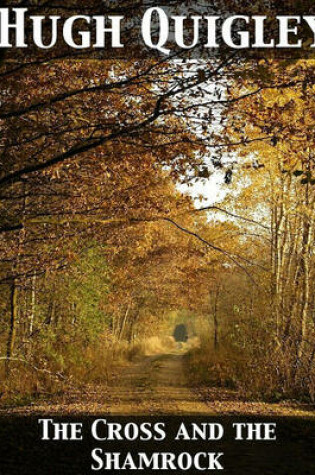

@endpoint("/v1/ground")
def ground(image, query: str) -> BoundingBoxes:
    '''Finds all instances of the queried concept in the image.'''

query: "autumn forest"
[1,1,315,412]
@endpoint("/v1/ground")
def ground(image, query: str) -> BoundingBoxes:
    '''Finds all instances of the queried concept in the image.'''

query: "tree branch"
[163,217,259,285]
[195,206,270,230]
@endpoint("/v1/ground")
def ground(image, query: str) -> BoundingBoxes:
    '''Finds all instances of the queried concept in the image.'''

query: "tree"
[219,59,315,397]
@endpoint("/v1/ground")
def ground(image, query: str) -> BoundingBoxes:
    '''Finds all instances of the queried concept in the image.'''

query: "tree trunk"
[212,287,220,351]
[29,274,36,335]
[5,281,18,377]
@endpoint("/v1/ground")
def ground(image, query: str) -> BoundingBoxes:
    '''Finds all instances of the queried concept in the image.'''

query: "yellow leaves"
[225,59,315,181]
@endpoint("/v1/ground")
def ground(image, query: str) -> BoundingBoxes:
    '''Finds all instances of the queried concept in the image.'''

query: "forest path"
[1,351,314,417]
[104,352,313,417]
[105,353,204,415]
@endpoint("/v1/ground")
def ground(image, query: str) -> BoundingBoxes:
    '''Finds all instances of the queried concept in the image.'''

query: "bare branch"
[163,217,259,285]
[195,206,270,230]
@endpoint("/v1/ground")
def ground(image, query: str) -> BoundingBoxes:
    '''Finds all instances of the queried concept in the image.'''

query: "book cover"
[0,1,314,473]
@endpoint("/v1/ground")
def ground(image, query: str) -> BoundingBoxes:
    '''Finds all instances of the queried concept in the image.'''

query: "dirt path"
[106,353,202,415]
[105,352,314,417]
[2,352,313,417]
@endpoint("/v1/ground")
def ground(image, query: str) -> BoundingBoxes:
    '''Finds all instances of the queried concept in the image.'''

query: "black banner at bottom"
[0,415,314,474]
